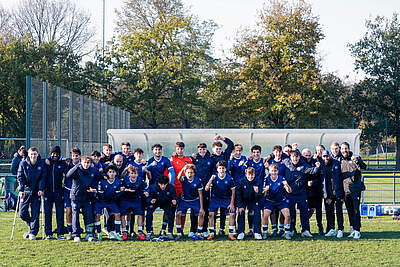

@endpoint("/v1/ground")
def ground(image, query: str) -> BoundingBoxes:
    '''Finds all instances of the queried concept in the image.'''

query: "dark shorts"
[177,199,200,215]
[94,200,120,215]
[120,199,144,216]
[209,198,233,214]
[64,189,71,208]
[263,199,289,211]
[307,196,323,209]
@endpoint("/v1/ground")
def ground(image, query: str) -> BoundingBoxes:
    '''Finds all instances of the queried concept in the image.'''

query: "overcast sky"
[1,0,400,82]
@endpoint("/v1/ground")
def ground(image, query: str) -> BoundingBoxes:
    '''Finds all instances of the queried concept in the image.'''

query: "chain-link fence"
[25,76,131,158]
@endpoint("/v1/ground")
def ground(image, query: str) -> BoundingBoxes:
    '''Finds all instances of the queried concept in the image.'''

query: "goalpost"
[107,129,361,159]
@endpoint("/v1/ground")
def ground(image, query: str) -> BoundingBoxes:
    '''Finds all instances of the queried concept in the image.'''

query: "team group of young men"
[16,135,366,242]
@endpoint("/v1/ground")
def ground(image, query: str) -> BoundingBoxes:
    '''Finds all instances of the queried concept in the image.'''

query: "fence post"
[394,172,396,205]
[42,82,48,156]
[56,87,62,148]
[89,98,93,152]
[26,76,32,149]
[385,119,388,171]
[69,91,74,147]
[79,95,84,149]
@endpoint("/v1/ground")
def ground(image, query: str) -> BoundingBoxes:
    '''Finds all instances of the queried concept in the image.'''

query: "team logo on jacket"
[207,162,211,165]
[91,174,94,177]
[58,165,61,168]
[225,181,228,185]
[297,167,302,171]
[38,166,41,170]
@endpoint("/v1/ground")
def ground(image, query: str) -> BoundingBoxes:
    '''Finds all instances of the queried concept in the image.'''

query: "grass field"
[0,212,399,266]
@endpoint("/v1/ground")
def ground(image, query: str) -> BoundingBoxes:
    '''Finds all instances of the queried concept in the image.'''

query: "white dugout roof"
[107,129,361,159]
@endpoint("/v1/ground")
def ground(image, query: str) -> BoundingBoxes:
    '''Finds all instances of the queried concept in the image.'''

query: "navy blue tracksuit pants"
[19,192,41,235]
[146,203,174,233]
[288,193,310,232]
[44,191,64,236]
[71,200,94,237]
[237,202,261,234]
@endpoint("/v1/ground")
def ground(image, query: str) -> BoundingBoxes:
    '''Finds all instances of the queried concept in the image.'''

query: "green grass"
[0,212,399,266]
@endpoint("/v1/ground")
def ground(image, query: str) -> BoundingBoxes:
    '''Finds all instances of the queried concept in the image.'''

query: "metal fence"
[362,171,400,204]
[26,76,131,158]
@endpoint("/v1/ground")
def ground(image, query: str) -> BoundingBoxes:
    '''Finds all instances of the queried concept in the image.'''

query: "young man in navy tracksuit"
[17,147,46,240]
[302,148,324,235]
[64,147,81,239]
[235,167,263,240]
[210,135,234,236]
[93,165,124,241]
[66,156,103,242]
[243,145,265,237]
[283,150,320,238]
[44,146,68,239]
[265,145,287,236]
[228,144,247,184]
[262,164,292,240]
[191,143,214,238]
[120,166,148,240]
[145,175,177,240]
[205,160,236,240]
[175,164,205,240]
[322,150,344,238]
[11,146,26,175]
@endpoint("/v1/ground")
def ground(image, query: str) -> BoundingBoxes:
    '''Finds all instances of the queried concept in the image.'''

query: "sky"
[1,0,400,82]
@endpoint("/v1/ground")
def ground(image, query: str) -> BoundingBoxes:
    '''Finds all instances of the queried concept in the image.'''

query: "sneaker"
[301,230,313,238]
[348,231,355,238]
[136,233,146,240]
[228,234,236,240]
[159,230,166,236]
[122,232,128,240]
[245,230,254,237]
[288,231,294,237]
[263,232,269,239]
[271,229,277,237]
[254,233,262,240]
[73,236,80,242]
[283,232,292,240]
[57,235,66,240]
[207,233,215,240]
[175,234,183,241]
[202,232,209,238]
[353,231,361,239]
[325,229,337,237]
[195,233,204,240]
[97,233,103,241]
[115,233,123,241]
[87,235,95,242]
[277,229,284,236]
[237,233,245,240]
[349,226,354,234]
[218,229,225,236]
[66,232,72,240]
[167,233,174,240]
[102,228,110,236]
[108,231,116,239]
[130,231,137,237]
[29,234,36,240]
[188,232,195,238]
[23,232,30,239]
[146,233,154,241]
[191,235,199,241]
[45,235,53,240]
[336,230,343,238]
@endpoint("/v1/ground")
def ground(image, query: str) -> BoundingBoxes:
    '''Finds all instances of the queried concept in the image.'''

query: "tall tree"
[0,37,84,137]
[228,0,325,128]
[94,0,216,128]
[12,0,95,55]
[349,13,400,168]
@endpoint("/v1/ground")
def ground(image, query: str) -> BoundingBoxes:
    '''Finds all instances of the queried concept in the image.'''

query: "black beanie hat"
[51,146,61,155]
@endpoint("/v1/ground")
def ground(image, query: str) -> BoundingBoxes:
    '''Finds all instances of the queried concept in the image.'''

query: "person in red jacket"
[167,142,194,236]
